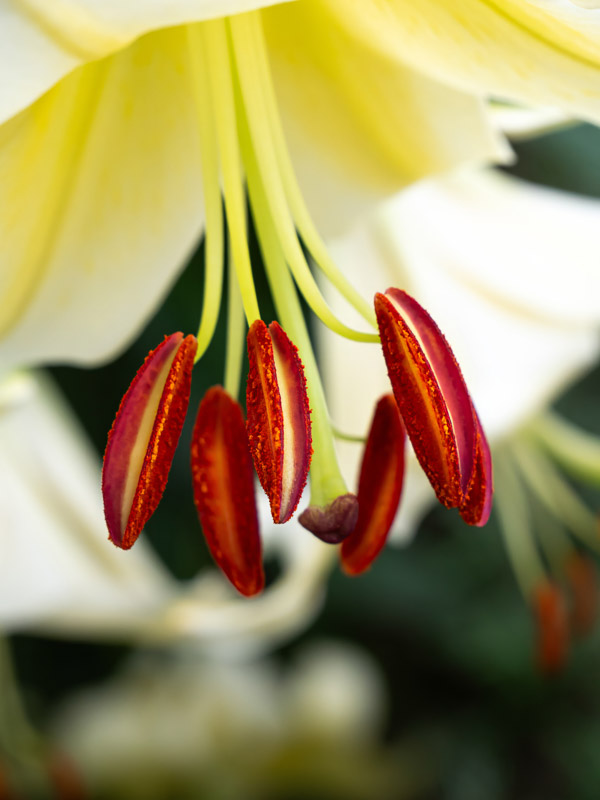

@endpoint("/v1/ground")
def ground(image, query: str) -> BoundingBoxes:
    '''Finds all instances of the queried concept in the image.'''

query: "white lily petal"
[0,0,293,125]
[321,0,600,124]
[0,372,174,629]
[382,170,600,331]
[285,641,386,744]
[52,640,386,793]
[0,27,205,369]
[263,0,511,236]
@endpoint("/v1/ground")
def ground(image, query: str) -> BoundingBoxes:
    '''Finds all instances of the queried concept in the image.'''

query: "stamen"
[228,13,378,344]
[201,18,260,325]
[186,26,225,364]
[242,106,349,510]
[246,320,312,523]
[375,288,492,524]
[224,253,246,399]
[494,448,545,598]
[565,553,598,636]
[511,438,599,553]
[341,395,406,575]
[533,581,569,675]
[103,333,197,549]
[190,386,264,597]
[242,12,377,330]
[529,411,600,487]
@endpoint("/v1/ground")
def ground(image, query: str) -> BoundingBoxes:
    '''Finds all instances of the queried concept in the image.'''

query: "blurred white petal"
[52,639,388,794]
[0,372,174,629]
[285,641,386,744]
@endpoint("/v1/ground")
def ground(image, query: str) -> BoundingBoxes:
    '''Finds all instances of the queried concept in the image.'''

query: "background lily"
[324,165,600,558]
[49,641,401,800]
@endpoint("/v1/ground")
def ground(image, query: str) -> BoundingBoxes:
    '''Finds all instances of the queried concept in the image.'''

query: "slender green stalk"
[186,26,225,362]
[228,15,378,344]
[224,253,246,401]
[529,411,600,486]
[244,13,377,329]
[511,437,600,554]
[202,19,260,324]
[238,109,348,504]
[494,448,545,598]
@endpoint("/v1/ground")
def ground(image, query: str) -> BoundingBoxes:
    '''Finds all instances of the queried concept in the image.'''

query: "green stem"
[224,254,246,401]
[245,12,377,330]
[186,25,225,362]
[494,447,545,598]
[528,411,600,487]
[202,19,260,325]
[228,14,378,344]
[238,115,347,505]
[511,436,599,553]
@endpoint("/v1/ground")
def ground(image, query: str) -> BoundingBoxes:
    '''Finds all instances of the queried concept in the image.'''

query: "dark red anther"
[341,395,406,575]
[565,552,598,636]
[102,332,197,549]
[191,386,264,597]
[246,319,312,523]
[375,288,492,526]
[533,581,569,675]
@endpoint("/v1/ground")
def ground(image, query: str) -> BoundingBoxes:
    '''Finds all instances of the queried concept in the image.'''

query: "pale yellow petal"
[318,0,600,124]
[0,0,293,124]
[261,0,511,235]
[0,26,205,369]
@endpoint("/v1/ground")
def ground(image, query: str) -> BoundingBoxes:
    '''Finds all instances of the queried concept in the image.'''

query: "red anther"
[565,553,598,636]
[533,581,569,675]
[341,395,406,575]
[246,319,312,523]
[47,752,88,800]
[191,386,264,597]
[459,412,493,527]
[102,332,197,549]
[375,288,492,525]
